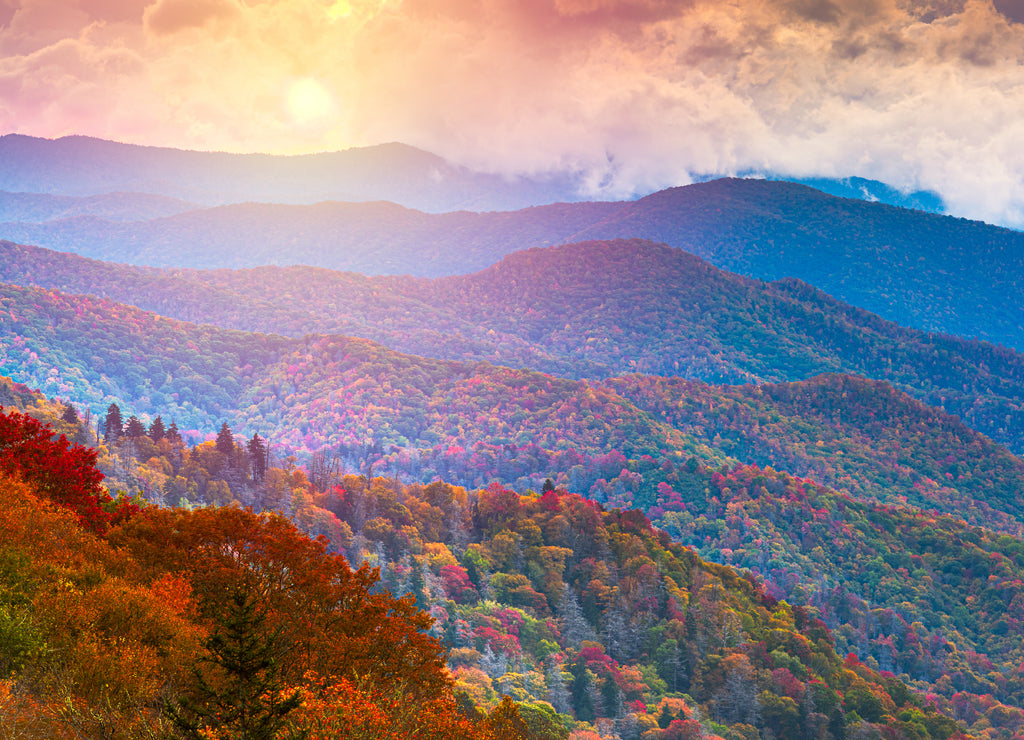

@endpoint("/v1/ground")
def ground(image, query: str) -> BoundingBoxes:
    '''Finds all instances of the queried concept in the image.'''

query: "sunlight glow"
[285,78,337,127]
[326,1,354,21]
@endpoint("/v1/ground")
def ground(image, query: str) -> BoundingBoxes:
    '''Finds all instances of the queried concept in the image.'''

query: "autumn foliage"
[0,405,136,532]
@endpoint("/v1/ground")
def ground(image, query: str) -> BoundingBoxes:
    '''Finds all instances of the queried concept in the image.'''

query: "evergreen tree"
[166,420,183,445]
[148,415,166,442]
[569,653,595,722]
[103,403,123,444]
[248,432,268,481]
[125,415,146,438]
[216,422,235,456]
[60,402,79,425]
[165,585,306,740]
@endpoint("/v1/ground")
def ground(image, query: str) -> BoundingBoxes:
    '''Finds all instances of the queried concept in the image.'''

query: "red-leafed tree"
[0,406,134,533]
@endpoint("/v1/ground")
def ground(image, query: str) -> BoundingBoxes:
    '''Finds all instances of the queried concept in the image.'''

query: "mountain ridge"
[4,237,1023,457]
[2,176,1020,351]
[0,133,585,212]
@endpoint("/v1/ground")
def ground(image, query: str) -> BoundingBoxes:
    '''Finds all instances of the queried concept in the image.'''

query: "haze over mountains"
[1,144,1020,353]
[5,237,1023,455]
[0,134,582,212]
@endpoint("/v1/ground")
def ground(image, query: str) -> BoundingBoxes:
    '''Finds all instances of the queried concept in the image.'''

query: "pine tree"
[166,421,183,445]
[125,415,146,437]
[569,653,595,722]
[165,585,306,740]
[216,422,235,456]
[103,403,123,444]
[60,402,79,425]
[148,415,166,442]
[248,432,268,481]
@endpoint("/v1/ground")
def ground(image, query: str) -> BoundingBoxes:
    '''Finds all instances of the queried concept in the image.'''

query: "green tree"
[103,403,123,444]
[216,422,236,456]
[569,653,595,722]
[165,584,306,740]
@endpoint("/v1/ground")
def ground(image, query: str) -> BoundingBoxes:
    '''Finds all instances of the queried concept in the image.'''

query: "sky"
[1,0,1024,226]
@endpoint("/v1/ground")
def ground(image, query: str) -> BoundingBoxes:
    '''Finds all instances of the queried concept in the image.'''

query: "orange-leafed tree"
[286,673,485,740]
[109,505,450,698]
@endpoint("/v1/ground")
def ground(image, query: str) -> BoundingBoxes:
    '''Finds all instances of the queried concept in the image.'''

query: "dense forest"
[3,279,1024,537]
[6,377,1024,737]
[4,238,1023,455]
[1,399,999,739]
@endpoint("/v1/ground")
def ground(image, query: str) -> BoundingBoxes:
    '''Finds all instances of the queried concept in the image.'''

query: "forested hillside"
[4,239,1024,456]
[30,383,1018,738]
[6,232,1024,737]
[4,279,1024,533]
[0,403,994,738]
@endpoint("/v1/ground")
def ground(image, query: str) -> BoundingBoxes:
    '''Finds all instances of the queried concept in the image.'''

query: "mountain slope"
[571,179,1024,350]
[4,277,1024,536]
[0,190,198,222]
[2,176,1021,350]
[4,238,1024,458]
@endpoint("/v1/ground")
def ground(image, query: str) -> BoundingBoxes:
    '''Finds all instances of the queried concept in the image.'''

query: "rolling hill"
[3,273,1024,536]
[4,238,1023,457]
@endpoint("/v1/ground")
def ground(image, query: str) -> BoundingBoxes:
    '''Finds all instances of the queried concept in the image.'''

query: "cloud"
[993,0,1024,23]
[1,0,1024,227]
[143,0,241,35]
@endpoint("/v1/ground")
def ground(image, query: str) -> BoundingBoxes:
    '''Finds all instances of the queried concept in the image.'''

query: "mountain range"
[4,237,1023,456]
[4,237,1024,539]
[6,134,1024,738]
[2,177,1021,354]
[0,134,584,212]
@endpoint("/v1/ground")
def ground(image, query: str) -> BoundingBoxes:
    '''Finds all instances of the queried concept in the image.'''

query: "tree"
[125,415,146,438]
[103,403,123,444]
[484,696,532,740]
[217,422,236,456]
[0,406,134,533]
[165,584,306,740]
[149,416,167,442]
[109,506,451,699]
[248,433,269,482]
[61,402,79,425]
[167,421,183,445]
[569,653,595,722]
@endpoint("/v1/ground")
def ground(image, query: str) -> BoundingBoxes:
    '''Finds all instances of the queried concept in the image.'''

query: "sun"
[285,78,337,127]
